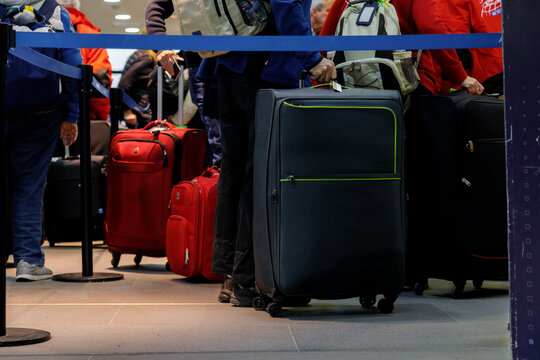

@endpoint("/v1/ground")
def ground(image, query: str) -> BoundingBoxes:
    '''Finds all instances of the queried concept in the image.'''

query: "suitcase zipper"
[465,138,504,153]
[112,139,168,167]
[280,175,401,183]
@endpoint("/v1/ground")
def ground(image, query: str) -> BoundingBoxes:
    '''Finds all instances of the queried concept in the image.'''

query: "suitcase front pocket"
[166,215,199,277]
[277,176,404,296]
[280,103,399,175]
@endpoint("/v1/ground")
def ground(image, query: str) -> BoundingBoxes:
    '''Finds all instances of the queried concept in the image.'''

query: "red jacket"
[320,0,468,95]
[66,7,112,120]
[437,0,503,89]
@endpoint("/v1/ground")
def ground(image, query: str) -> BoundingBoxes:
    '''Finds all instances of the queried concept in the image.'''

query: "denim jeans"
[7,111,62,266]
[188,66,222,166]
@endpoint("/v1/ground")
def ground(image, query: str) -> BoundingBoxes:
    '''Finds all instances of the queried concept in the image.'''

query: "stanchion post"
[52,65,123,283]
[79,65,93,277]
[109,88,122,137]
[0,20,13,341]
[1,22,51,347]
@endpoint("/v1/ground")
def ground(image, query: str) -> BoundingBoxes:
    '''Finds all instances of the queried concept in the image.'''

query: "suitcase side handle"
[142,120,176,131]
[202,166,220,178]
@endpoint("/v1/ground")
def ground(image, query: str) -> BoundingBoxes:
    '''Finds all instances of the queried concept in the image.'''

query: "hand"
[309,57,337,84]
[460,76,484,95]
[59,122,78,147]
[157,50,180,76]
[124,112,138,127]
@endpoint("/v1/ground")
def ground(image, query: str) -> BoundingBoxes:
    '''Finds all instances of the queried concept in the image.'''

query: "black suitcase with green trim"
[252,87,405,316]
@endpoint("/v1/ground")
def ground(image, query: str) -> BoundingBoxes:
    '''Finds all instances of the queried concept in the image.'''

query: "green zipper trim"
[280,177,401,182]
[282,102,398,173]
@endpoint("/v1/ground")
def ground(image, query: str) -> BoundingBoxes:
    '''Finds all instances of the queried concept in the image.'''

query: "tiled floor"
[2,242,511,360]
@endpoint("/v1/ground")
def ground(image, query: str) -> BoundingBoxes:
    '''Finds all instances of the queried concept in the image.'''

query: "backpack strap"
[36,0,59,22]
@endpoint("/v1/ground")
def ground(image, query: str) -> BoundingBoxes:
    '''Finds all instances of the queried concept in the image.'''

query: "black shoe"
[218,275,234,303]
[230,285,258,307]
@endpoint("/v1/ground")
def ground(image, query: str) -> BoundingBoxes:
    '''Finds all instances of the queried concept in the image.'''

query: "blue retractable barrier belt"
[9,47,82,79]
[91,77,109,98]
[9,46,148,112]
[7,31,502,111]
[15,32,502,51]
[122,90,150,113]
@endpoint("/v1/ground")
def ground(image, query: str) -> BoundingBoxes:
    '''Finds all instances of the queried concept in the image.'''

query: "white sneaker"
[16,260,53,281]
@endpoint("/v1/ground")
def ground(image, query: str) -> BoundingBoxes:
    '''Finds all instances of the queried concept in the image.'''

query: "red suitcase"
[166,167,223,281]
[105,120,207,267]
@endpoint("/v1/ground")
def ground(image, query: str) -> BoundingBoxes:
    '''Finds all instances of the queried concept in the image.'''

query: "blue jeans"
[188,67,222,166]
[7,111,62,266]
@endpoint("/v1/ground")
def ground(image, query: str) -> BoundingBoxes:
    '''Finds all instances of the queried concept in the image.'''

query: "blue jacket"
[200,0,321,88]
[58,7,83,124]
[2,1,82,123]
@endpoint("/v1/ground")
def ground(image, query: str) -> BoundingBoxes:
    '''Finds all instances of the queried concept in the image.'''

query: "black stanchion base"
[0,327,51,347]
[52,272,124,283]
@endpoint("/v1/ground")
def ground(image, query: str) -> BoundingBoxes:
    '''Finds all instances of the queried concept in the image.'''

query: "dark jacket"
[145,0,322,88]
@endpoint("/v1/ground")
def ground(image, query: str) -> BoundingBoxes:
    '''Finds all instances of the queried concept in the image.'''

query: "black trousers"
[212,66,284,287]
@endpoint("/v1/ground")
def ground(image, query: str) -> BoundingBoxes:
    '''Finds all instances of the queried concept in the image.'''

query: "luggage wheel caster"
[377,298,394,314]
[266,302,282,317]
[253,296,268,311]
[359,296,376,308]
[473,279,483,289]
[48,241,55,247]
[111,251,121,268]
[165,262,171,271]
[134,254,142,267]
[452,280,466,299]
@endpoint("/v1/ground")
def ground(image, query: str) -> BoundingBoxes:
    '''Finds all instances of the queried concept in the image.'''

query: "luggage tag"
[356,1,378,26]
[330,81,343,92]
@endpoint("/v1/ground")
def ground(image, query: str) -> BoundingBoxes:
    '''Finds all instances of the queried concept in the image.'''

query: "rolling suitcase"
[252,87,406,316]
[166,166,223,281]
[406,91,508,298]
[44,155,107,245]
[105,120,207,267]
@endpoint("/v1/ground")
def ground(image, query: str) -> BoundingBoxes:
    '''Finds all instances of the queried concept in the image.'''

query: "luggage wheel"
[377,293,398,314]
[111,251,121,268]
[473,279,483,290]
[134,254,143,267]
[165,262,171,271]
[452,279,467,299]
[266,302,283,317]
[253,296,268,311]
[360,296,377,308]
[377,298,394,314]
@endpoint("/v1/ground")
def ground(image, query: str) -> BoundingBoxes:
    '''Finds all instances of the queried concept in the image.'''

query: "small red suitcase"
[105,120,207,267]
[166,167,223,281]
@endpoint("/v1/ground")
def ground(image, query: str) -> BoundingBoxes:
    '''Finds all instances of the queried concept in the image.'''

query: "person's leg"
[7,112,62,280]
[212,67,250,278]
[228,76,285,306]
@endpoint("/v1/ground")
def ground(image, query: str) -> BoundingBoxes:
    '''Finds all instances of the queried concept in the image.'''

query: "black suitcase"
[43,155,107,245]
[253,87,406,316]
[405,91,508,298]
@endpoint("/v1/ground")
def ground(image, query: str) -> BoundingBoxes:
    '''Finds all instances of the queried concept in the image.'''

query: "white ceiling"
[79,0,180,35]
